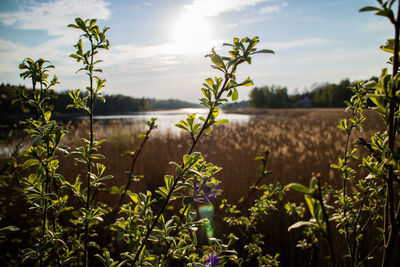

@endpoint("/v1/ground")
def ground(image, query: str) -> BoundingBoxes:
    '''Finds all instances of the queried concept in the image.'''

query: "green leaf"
[287,183,310,195]
[90,154,105,160]
[129,193,139,204]
[44,193,58,201]
[309,177,318,190]
[32,136,42,147]
[205,78,213,87]
[98,175,113,182]
[288,221,316,231]
[44,111,51,121]
[175,123,189,131]
[183,154,191,165]
[252,49,275,54]
[232,89,238,101]
[22,159,39,169]
[138,134,147,139]
[0,225,19,233]
[214,119,229,124]
[210,54,225,69]
[122,151,135,157]
[304,195,316,218]
[75,17,86,30]
[359,6,381,12]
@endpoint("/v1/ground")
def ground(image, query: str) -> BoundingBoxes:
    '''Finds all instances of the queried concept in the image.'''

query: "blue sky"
[0,0,394,102]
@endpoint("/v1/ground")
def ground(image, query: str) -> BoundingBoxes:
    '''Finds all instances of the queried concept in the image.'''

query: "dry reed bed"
[56,109,384,266]
[61,108,383,202]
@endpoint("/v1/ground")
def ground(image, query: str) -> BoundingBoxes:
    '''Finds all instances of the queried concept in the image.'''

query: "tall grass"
[61,109,382,199]
[52,108,384,265]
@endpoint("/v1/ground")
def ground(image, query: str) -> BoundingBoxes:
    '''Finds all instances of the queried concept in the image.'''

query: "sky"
[0,0,395,102]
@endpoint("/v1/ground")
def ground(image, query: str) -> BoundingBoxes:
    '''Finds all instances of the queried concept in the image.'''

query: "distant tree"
[249,87,265,108]
[223,100,249,110]
[249,85,288,108]
[312,79,352,107]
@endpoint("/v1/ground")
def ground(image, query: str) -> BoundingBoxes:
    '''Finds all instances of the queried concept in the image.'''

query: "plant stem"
[342,124,354,266]
[316,178,336,267]
[131,63,240,265]
[382,2,400,266]
[111,128,153,221]
[84,36,95,267]
[222,150,270,240]
[162,204,190,262]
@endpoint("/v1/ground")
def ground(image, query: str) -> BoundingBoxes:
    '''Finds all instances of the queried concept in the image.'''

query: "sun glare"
[171,10,213,54]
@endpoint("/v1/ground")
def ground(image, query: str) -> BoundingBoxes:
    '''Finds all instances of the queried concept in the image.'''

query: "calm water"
[0,109,250,156]
[89,108,251,135]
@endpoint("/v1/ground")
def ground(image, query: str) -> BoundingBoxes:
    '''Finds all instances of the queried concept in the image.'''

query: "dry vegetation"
[61,108,383,202]
[0,108,384,266]
[55,108,385,266]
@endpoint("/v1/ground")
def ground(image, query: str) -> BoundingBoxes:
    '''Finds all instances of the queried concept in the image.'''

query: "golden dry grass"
[61,108,383,203]
[3,108,382,266]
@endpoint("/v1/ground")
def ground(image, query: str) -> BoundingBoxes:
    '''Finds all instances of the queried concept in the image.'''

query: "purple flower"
[193,180,220,204]
[204,252,219,267]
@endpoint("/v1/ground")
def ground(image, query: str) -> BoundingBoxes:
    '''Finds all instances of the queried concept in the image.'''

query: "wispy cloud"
[184,0,274,16]
[358,19,392,33]
[259,2,288,14]
[0,0,112,86]
[0,0,110,36]
[102,43,179,73]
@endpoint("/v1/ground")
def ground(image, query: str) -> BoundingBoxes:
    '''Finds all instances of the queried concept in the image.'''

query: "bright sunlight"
[170,10,214,54]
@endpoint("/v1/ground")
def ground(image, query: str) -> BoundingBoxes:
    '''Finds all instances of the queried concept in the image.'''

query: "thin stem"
[222,150,270,240]
[357,239,384,267]
[382,2,400,266]
[316,178,336,267]
[352,184,371,265]
[110,128,153,221]
[131,62,241,266]
[84,36,95,267]
[162,204,190,262]
[343,123,354,266]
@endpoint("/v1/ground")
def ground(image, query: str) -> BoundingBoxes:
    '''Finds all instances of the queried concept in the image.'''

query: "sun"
[171,10,213,54]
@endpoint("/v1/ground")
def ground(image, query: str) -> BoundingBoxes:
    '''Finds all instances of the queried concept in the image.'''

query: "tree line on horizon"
[226,77,377,109]
[1,78,375,118]
[0,83,200,119]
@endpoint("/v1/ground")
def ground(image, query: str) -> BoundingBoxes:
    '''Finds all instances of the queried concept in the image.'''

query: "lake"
[0,108,251,156]
[88,108,251,135]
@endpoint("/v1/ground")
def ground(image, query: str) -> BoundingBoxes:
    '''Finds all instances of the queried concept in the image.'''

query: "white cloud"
[102,43,179,73]
[259,2,287,14]
[184,0,273,16]
[0,0,111,36]
[0,0,112,88]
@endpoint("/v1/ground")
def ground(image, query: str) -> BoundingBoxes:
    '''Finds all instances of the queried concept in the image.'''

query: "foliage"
[0,17,278,267]
[1,1,400,267]
[249,85,288,108]
[286,1,400,266]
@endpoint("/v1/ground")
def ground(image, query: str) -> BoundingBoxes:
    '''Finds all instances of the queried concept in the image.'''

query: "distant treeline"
[0,83,200,118]
[1,78,375,117]
[225,78,377,109]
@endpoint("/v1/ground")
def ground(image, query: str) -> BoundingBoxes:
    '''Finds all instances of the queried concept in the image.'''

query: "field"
[52,108,383,266]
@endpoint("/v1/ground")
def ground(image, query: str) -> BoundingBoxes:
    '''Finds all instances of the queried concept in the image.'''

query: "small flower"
[193,180,220,204]
[204,252,219,267]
